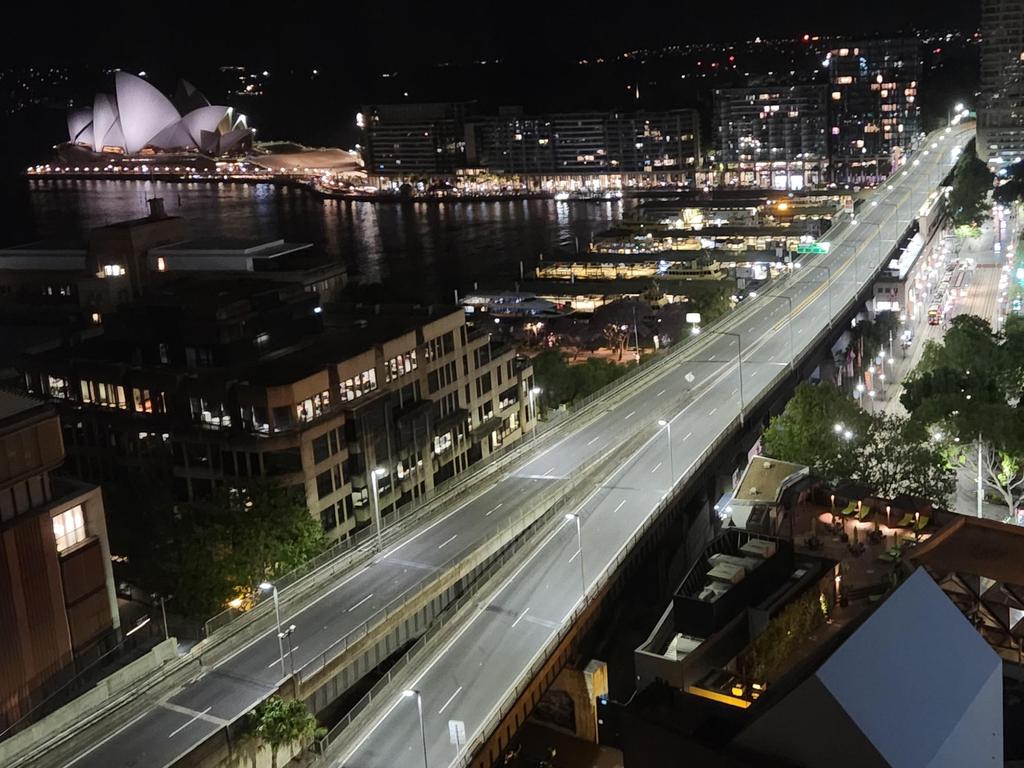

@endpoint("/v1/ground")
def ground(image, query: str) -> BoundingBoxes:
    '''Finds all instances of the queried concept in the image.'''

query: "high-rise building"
[713,83,829,188]
[978,0,1024,164]
[827,39,922,181]
[0,391,118,731]
[20,283,536,542]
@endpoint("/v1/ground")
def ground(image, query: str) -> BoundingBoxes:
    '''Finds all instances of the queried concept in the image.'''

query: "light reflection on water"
[18,179,627,302]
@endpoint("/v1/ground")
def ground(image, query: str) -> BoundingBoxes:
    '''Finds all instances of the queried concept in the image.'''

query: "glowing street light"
[370,467,388,553]
[565,513,586,596]
[658,419,674,487]
[259,581,286,677]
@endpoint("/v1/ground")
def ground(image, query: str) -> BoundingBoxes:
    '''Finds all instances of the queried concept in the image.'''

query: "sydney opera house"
[61,72,253,164]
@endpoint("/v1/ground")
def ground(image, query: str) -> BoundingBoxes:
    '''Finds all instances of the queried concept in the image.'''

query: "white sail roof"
[92,93,121,152]
[114,72,183,153]
[67,108,93,144]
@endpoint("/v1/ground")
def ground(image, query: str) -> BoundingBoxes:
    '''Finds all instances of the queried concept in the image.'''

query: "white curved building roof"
[181,105,229,147]
[92,93,119,151]
[68,108,93,145]
[115,72,183,153]
[65,74,252,156]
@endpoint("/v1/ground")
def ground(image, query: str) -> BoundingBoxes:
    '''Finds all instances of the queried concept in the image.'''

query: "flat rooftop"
[0,239,86,253]
[151,238,313,260]
[0,390,49,427]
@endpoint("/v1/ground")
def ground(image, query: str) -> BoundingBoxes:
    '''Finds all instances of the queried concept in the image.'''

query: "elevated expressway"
[336,125,974,768]
[44,125,970,768]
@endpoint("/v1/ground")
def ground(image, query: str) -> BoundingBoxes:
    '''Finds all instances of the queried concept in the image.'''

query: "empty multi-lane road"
[58,125,972,768]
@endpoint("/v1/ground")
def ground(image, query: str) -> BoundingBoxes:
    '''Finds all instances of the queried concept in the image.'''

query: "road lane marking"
[650,462,662,474]
[485,503,503,516]
[324,134,967,766]
[568,548,582,563]
[266,645,300,668]
[438,685,464,715]
[613,500,626,513]
[347,594,374,613]
[709,407,717,415]
[587,436,600,445]
[624,410,636,420]
[511,608,529,628]
[438,534,458,549]
[166,707,213,739]
[684,432,692,440]
[656,389,666,396]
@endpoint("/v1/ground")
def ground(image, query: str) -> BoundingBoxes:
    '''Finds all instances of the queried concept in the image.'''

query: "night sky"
[0,0,977,68]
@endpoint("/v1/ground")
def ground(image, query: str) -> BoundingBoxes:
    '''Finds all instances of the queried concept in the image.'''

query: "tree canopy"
[174,481,325,618]
[531,349,632,411]
[947,139,994,228]
[763,382,954,505]
[762,382,871,482]
[250,696,324,768]
[901,315,1024,516]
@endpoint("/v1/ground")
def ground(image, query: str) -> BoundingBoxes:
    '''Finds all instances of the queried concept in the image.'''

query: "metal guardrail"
[9,129,964,767]
[323,128,970,766]
[317,402,676,757]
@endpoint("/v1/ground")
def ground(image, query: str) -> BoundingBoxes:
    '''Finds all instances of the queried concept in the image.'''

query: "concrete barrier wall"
[0,637,181,765]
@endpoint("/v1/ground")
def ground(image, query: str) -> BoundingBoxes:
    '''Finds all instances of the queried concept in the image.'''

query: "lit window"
[53,505,86,552]
[157,256,167,272]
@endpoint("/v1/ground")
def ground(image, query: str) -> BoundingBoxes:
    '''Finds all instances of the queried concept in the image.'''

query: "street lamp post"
[692,327,744,424]
[528,386,542,442]
[658,419,674,488]
[565,513,585,597]
[868,389,876,412]
[259,581,286,677]
[369,466,388,553]
[772,294,796,370]
[280,624,297,676]
[403,689,429,768]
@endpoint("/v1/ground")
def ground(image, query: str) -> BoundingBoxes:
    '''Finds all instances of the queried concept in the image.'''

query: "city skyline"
[2,5,1023,768]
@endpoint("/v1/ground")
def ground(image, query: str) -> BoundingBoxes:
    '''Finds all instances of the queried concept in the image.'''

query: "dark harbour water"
[7,178,628,302]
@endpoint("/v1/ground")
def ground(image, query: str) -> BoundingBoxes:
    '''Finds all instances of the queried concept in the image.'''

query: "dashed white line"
[709,407,718,415]
[684,432,692,440]
[347,594,374,613]
[624,410,636,420]
[266,645,300,668]
[438,534,458,549]
[511,608,529,628]
[485,503,503,516]
[438,685,464,715]
[167,707,212,739]
[587,436,600,445]
[650,462,662,474]
[656,389,666,397]
[613,499,626,513]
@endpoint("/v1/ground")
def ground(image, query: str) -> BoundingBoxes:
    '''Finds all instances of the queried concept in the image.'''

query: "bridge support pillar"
[533,659,609,743]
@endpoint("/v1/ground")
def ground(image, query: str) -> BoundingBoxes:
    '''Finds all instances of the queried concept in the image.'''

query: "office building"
[713,83,829,188]
[0,200,346,385]
[358,102,473,176]
[827,38,922,181]
[0,391,118,731]
[978,0,1024,164]
[360,103,700,188]
[20,285,536,541]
